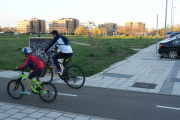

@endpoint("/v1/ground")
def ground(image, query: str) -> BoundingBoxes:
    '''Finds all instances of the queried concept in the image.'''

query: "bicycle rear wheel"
[7,80,24,99]
[42,64,53,82]
[65,65,85,89]
[39,82,57,102]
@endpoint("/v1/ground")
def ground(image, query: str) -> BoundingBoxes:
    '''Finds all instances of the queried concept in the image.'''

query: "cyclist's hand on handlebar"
[51,49,56,52]
[41,51,45,55]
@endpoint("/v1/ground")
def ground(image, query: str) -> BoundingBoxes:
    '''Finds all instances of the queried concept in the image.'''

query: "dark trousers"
[52,52,73,70]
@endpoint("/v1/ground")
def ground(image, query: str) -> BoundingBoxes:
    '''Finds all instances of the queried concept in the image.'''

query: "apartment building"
[125,22,132,30]
[17,18,46,34]
[98,22,117,35]
[17,20,31,33]
[46,22,51,33]
[51,18,79,33]
[125,21,145,30]
[80,21,96,30]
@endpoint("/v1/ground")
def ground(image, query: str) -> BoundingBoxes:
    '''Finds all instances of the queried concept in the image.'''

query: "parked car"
[158,36,180,59]
[166,32,180,39]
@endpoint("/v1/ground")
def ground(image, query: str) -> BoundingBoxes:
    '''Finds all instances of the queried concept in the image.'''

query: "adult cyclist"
[42,30,73,74]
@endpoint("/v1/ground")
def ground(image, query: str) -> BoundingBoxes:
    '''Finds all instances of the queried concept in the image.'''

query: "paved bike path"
[1,77,180,120]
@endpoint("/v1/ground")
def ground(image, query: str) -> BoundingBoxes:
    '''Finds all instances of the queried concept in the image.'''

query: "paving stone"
[37,109,50,114]
[21,108,38,114]
[3,118,17,120]
[0,103,5,107]
[73,116,91,120]
[0,113,11,120]
[0,105,15,110]
[10,113,28,119]
[38,117,54,120]
[14,106,27,110]
[27,112,45,119]
[148,89,160,93]
[21,118,36,120]
[4,109,21,114]
[62,113,77,118]
[90,118,104,120]
[45,111,62,118]
[56,116,72,120]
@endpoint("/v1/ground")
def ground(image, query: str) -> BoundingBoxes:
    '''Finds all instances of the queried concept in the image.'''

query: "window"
[175,39,180,44]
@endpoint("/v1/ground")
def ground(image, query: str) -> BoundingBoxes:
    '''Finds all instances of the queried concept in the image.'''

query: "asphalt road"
[1,77,180,120]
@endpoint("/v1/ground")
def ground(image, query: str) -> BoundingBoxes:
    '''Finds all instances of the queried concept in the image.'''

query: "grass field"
[0,34,163,76]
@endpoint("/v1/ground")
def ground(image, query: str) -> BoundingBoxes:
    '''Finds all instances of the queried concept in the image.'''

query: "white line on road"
[52,92,77,97]
[157,105,180,111]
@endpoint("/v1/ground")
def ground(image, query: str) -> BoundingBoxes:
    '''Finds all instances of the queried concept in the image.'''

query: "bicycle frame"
[17,73,47,94]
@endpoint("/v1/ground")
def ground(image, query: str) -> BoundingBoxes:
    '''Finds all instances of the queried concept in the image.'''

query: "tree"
[93,27,101,35]
[174,24,180,32]
[166,24,171,32]
[117,26,124,35]
[124,26,131,35]
[101,28,107,35]
[150,28,156,35]
[0,26,2,32]
[75,26,86,35]
[87,32,101,57]
[158,27,164,36]
[139,24,146,36]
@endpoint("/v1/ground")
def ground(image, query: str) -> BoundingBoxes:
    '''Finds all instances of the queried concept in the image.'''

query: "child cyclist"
[16,47,44,95]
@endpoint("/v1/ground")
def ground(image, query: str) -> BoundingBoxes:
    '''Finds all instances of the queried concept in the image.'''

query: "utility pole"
[156,15,158,54]
[164,0,168,40]
[7,24,9,34]
[171,0,173,32]
[173,7,176,31]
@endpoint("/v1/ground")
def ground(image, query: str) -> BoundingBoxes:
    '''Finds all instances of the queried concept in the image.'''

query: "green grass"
[0,34,163,76]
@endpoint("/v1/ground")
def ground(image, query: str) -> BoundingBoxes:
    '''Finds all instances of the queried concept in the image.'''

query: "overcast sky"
[0,0,180,30]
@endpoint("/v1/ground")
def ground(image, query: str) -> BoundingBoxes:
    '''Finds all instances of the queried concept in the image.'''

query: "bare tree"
[87,32,101,57]
[117,26,124,35]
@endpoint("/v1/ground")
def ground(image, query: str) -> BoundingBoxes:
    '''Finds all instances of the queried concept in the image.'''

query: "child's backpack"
[60,35,71,45]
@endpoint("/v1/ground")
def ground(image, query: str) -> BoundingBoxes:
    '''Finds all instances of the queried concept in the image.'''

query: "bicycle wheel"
[42,64,53,82]
[39,82,57,103]
[7,80,25,99]
[65,65,85,89]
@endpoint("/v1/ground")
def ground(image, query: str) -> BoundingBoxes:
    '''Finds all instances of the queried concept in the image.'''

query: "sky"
[0,0,180,30]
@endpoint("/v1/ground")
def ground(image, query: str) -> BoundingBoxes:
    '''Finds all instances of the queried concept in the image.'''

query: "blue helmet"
[22,47,32,54]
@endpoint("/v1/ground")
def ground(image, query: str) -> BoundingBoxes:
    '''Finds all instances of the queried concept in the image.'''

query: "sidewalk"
[0,101,113,120]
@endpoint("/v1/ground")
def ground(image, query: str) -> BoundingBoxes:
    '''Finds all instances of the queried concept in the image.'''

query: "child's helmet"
[22,47,32,54]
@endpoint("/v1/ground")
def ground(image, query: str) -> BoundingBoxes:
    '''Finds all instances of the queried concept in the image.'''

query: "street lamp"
[171,0,173,32]
[173,7,176,31]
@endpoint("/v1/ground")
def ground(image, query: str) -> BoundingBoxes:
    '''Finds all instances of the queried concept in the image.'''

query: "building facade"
[124,21,145,35]
[51,18,79,33]
[98,22,117,35]
[46,22,51,33]
[17,20,31,33]
[17,18,46,34]
[80,21,96,30]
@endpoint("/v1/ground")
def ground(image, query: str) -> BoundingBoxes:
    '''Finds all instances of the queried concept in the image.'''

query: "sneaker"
[55,70,62,74]
[21,90,31,95]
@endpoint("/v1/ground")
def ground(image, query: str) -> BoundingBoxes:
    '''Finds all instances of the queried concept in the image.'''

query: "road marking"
[52,92,77,97]
[157,105,180,111]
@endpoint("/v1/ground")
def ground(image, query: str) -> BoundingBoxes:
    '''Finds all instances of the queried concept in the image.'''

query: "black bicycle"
[42,50,85,89]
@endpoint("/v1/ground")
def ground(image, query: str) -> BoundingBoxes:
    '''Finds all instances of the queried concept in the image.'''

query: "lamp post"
[164,0,168,40]
[173,7,176,31]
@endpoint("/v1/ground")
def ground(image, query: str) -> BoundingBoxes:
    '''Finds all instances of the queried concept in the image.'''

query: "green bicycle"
[7,70,57,103]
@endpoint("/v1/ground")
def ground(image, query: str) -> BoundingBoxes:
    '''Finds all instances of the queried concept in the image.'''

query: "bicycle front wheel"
[7,80,24,99]
[66,65,85,89]
[39,82,57,103]
[42,64,53,82]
